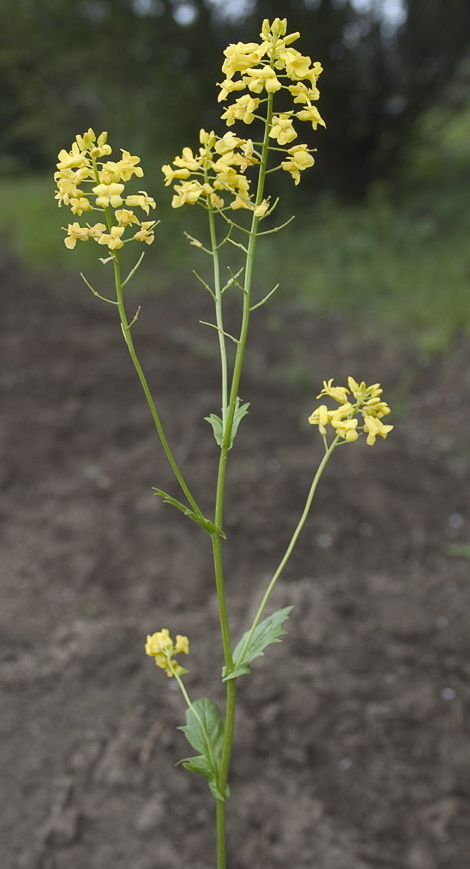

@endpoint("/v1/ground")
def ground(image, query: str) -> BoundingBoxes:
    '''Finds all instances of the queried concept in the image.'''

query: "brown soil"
[1,255,470,869]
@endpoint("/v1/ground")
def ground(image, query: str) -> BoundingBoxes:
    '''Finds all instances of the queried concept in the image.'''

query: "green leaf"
[204,412,224,447]
[153,489,225,538]
[179,754,212,779]
[179,756,229,801]
[205,398,250,451]
[178,698,228,800]
[230,399,250,448]
[223,606,293,682]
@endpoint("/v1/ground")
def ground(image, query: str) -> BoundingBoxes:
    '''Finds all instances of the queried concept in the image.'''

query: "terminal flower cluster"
[218,17,325,185]
[54,129,157,253]
[309,377,393,445]
[162,129,268,213]
[145,629,190,678]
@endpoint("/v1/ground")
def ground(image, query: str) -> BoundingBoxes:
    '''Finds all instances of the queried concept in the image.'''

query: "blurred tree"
[0,0,469,198]
[242,0,470,197]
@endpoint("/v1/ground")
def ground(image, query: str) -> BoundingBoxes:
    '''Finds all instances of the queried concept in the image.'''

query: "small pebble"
[448,513,464,529]
[435,616,448,629]
[317,532,333,549]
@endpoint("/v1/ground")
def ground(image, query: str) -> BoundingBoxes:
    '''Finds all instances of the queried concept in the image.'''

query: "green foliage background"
[0,0,469,352]
[1,0,470,194]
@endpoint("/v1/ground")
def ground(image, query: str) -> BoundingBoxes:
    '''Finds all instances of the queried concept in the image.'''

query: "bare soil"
[1,255,470,869]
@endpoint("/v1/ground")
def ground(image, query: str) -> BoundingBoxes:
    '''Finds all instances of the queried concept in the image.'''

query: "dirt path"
[1,255,469,868]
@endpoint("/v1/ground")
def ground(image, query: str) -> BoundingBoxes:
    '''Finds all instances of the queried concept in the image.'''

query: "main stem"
[212,88,275,869]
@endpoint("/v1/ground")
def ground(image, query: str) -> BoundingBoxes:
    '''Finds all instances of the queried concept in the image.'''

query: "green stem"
[208,199,228,430]
[217,678,236,794]
[210,88,276,869]
[211,532,233,670]
[89,160,201,516]
[216,800,226,869]
[111,252,202,515]
[235,437,340,666]
[222,94,274,455]
[216,678,236,869]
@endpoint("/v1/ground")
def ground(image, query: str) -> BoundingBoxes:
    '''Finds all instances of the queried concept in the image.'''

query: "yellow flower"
[92,182,125,208]
[69,195,93,215]
[281,144,315,185]
[75,128,97,151]
[317,379,350,403]
[230,194,253,210]
[145,629,189,678]
[173,146,203,172]
[171,180,212,208]
[288,82,319,105]
[133,221,156,244]
[221,94,260,126]
[161,164,191,186]
[115,208,139,227]
[162,131,258,211]
[261,17,288,38]
[269,114,297,145]
[296,104,326,130]
[87,222,107,239]
[209,192,225,209]
[175,634,189,655]
[221,41,265,80]
[254,199,270,217]
[125,192,156,214]
[243,65,282,94]
[279,47,312,80]
[118,150,144,180]
[218,78,246,102]
[308,403,331,435]
[363,415,394,446]
[64,222,90,249]
[54,175,82,206]
[56,142,88,171]
[309,378,393,445]
[55,131,156,254]
[97,225,125,250]
[214,131,245,154]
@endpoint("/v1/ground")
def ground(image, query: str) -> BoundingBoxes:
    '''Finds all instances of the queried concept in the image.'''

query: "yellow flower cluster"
[162,129,265,213]
[54,129,157,253]
[309,378,393,445]
[218,17,324,185]
[145,629,189,678]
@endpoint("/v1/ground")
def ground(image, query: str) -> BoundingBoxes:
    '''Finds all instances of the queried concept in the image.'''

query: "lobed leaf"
[223,606,293,681]
[178,698,228,800]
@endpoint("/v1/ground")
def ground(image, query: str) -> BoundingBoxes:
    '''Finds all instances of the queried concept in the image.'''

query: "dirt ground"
[1,252,470,869]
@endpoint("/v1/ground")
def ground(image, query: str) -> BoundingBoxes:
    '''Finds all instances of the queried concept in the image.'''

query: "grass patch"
[256,179,470,355]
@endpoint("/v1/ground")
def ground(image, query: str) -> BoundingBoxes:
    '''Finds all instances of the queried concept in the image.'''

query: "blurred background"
[0,0,470,350]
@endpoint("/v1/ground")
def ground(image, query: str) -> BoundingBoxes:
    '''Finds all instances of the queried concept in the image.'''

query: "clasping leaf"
[205,397,250,450]
[178,698,229,801]
[222,606,293,681]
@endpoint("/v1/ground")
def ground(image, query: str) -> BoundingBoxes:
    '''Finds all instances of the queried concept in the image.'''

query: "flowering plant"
[54,18,392,868]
